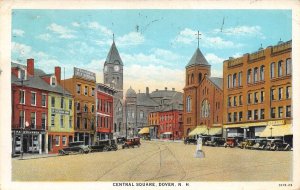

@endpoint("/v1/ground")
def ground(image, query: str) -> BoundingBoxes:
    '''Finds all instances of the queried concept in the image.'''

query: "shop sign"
[74,67,96,82]
[51,108,70,115]
[268,120,285,126]
[14,130,45,135]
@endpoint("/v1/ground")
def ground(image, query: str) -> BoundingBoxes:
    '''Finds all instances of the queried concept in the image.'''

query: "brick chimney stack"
[55,66,61,84]
[146,87,149,95]
[27,58,34,76]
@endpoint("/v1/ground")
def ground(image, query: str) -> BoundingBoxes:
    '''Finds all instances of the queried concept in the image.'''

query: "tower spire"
[113,33,115,42]
[195,30,201,48]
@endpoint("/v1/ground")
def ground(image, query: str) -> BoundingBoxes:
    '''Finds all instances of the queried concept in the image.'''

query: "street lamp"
[270,126,273,139]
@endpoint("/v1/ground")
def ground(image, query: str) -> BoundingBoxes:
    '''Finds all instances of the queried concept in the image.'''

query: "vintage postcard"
[0,0,300,190]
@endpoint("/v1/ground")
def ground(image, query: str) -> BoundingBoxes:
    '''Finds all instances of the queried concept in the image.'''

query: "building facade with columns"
[223,40,292,144]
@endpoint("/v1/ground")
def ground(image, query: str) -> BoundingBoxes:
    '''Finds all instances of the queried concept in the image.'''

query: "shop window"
[51,96,55,107]
[55,136,60,146]
[270,62,275,78]
[76,84,81,94]
[271,107,276,118]
[19,90,25,104]
[62,136,67,146]
[286,105,291,117]
[278,107,283,118]
[286,58,291,75]
[42,94,46,107]
[260,109,265,119]
[31,92,36,106]
[247,110,252,120]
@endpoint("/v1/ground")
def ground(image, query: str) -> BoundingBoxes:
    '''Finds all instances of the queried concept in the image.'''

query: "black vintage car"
[269,139,291,151]
[116,137,126,144]
[58,141,90,155]
[184,137,197,145]
[206,137,226,147]
[90,139,118,152]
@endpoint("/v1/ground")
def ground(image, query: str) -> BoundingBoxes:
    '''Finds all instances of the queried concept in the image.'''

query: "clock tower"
[103,39,123,100]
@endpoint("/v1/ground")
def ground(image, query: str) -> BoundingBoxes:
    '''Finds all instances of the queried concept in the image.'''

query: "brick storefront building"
[183,47,223,137]
[223,40,292,144]
[96,83,117,140]
[62,68,96,145]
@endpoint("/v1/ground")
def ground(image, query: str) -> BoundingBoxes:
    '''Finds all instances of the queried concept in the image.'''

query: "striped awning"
[188,125,207,136]
[202,128,222,135]
[259,124,292,137]
[224,122,268,128]
[138,127,150,134]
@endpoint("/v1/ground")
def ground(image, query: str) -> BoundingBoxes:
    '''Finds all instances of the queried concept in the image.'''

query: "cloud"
[217,25,265,39]
[36,33,52,41]
[211,69,223,78]
[72,22,80,27]
[47,23,76,39]
[205,53,225,65]
[87,21,113,37]
[13,29,24,37]
[117,32,145,46]
[150,48,181,61]
[124,64,185,93]
[173,28,243,49]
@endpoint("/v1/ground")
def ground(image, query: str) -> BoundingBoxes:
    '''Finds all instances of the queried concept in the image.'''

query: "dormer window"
[18,68,27,80]
[51,76,57,86]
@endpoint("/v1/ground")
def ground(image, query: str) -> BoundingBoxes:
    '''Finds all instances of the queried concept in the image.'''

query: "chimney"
[27,58,34,76]
[146,87,149,95]
[165,87,167,91]
[172,88,175,91]
[55,66,61,84]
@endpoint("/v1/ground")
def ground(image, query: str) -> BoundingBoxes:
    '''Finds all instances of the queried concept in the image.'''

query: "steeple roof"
[105,41,123,65]
[186,47,209,68]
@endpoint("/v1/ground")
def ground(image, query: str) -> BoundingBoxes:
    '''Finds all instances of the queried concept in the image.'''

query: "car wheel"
[79,149,84,154]
[103,146,109,152]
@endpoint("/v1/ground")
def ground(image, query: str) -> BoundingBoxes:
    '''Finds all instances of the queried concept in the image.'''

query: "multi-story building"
[62,68,96,145]
[223,40,292,144]
[103,40,124,137]
[46,67,74,154]
[11,59,48,155]
[125,86,183,138]
[96,83,117,140]
[183,47,223,137]
[148,111,160,139]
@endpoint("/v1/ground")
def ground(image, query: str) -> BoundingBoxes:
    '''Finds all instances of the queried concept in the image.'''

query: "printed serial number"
[279,183,292,187]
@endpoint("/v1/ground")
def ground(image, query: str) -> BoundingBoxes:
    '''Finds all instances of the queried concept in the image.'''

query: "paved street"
[12,140,292,181]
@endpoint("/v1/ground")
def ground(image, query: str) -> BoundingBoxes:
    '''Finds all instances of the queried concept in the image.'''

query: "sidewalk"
[12,153,58,160]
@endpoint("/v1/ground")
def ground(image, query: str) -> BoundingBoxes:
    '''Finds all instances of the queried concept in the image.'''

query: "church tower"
[183,46,211,137]
[104,39,124,100]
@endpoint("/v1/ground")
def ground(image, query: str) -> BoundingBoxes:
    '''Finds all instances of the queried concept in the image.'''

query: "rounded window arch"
[278,60,283,77]
[191,73,194,84]
[186,96,191,112]
[201,99,210,118]
[198,73,202,83]
[286,58,291,75]
[233,73,237,87]
[270,62,275,78]
[253,67,258,82]
[247,69,252,84]
[227,74,232,88]
[260,65,265,81]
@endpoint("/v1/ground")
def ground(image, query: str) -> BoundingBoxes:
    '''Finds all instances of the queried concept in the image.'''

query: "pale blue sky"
[12,9,291,92]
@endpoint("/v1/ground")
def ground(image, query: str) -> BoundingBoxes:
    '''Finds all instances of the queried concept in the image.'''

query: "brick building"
[62,68,96,145]
[223,40,292,144]
[183,47,223,137]
[96,83,117,140]
[11,59,48,155]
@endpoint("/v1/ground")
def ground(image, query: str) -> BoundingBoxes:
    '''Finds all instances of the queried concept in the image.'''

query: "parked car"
[201,135,212,146]
[248,139,265,150]
[58,141,90,155]
[269,139,291,151]
[89,139,118,152]
[116,137,126,144]
[122,137,141,149]
[184,137,197,145]
[239,139,256,149]
[257,139,269,150]
[224,138,237,148]
[206,137,225,147]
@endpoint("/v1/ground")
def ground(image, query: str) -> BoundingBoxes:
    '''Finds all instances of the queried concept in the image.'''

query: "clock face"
[114,65,120,71]
[104,66,108,72]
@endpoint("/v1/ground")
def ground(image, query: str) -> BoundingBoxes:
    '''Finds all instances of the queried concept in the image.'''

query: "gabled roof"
[105,41,123,65]
[137,93,159,107]
[186,48,209,68]
[11,62,72,96]
[208,77,223,90]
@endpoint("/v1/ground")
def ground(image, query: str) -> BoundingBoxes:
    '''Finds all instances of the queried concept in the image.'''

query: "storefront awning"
[202,128,222,135]
[188,125,207,136]
[138,127,150,134]
[224,122,268,128]
[259,124,292,137]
